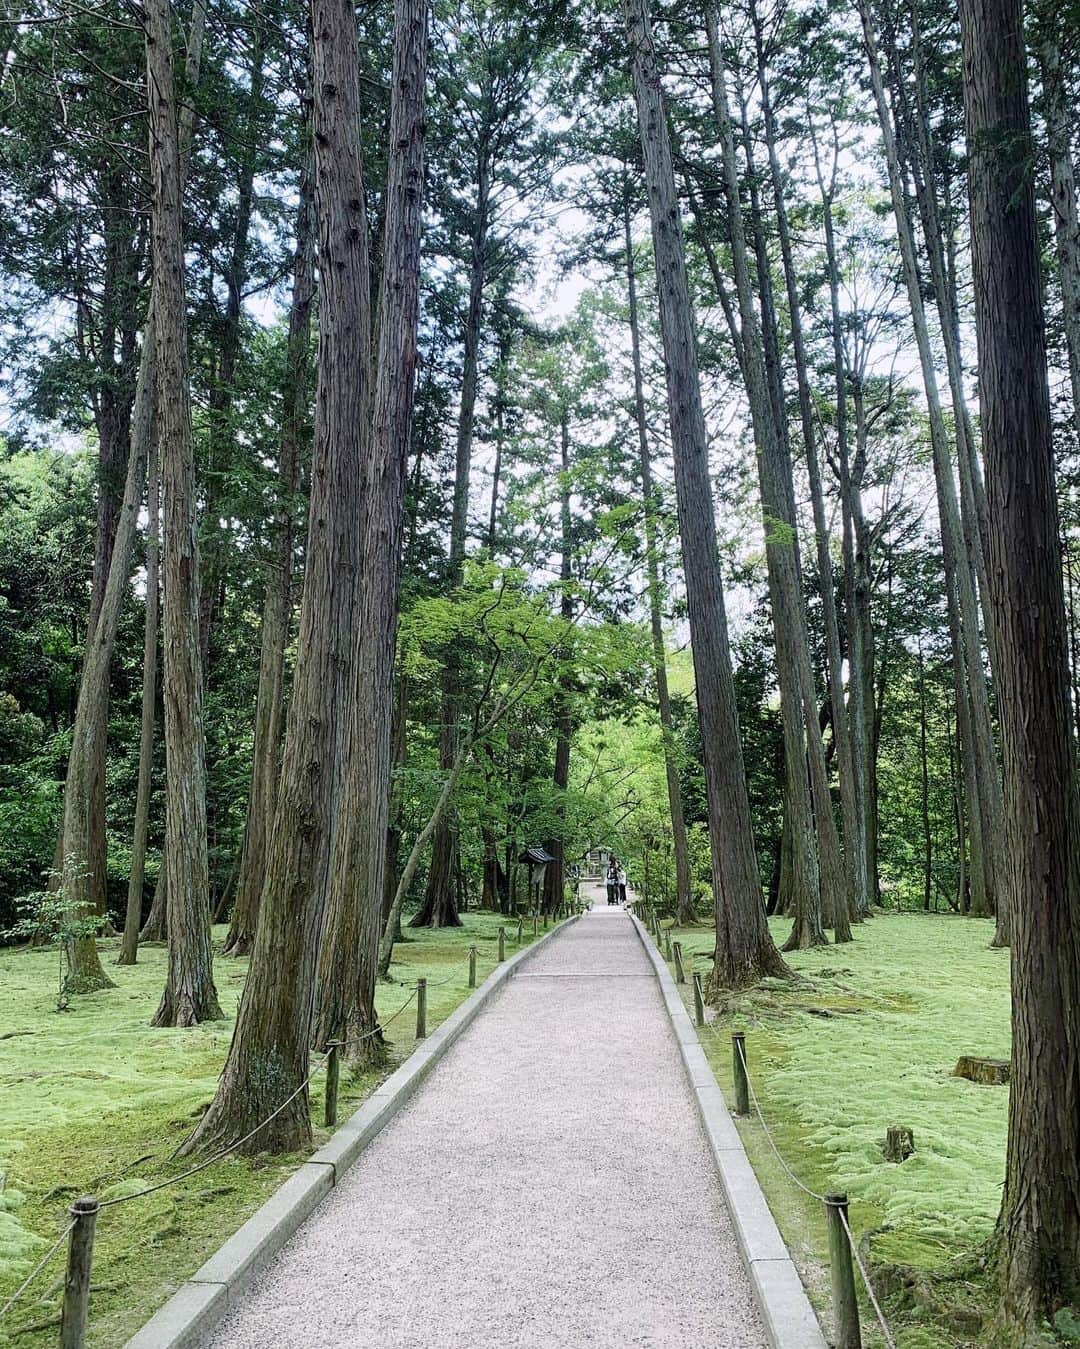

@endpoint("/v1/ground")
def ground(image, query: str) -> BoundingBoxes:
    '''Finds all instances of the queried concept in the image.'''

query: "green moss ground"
[664,911,1010,1348]
[0,914,537,1347]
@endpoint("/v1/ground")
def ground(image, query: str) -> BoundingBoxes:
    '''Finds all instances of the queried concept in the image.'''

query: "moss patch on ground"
[663,911,1010,1348]
[0,914,537,1347]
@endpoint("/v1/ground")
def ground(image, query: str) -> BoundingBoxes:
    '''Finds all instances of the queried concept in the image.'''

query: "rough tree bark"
[180,0,374,1152]
[224,144,315,957]
[1035,3,1080,451]
[623,0,791,988]
[958,0,1080,1329]
[146,0,220,1027]
[314,0,426,1053]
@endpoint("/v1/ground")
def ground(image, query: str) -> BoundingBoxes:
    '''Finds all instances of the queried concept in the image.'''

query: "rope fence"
[0,1220,75,1324]
[642,901,896,1349]
[0,911,577,1346]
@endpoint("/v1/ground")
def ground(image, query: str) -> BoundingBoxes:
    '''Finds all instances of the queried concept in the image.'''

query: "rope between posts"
[420,955,474,988]
[735,1039,828,1203]
[0,1220,75,1323]
[838,1204,898,1349]
[101,983,422,1211]
[98,1048,334,1208]
[734,1039,897,1349]
[0,968,467,1330]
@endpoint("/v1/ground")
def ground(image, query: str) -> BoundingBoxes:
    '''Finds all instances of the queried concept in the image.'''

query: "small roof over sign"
[518,846,554,865]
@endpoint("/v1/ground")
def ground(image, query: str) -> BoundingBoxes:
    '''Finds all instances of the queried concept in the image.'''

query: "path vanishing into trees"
[204,897,768,1348]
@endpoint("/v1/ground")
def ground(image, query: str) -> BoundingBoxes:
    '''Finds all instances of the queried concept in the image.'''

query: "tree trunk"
[624,188,695,926]
[413,141,492,931]
[224,145,315,957]
[54,0,206,982]
[180,0,373,1153]
[623,0,791,989]
[918,642,933,913]
[755,24,853,940]
[896,2,999,680]
[146,0,220,1028]
[957,0,1080,1326]
[197,24,268,675]
[542,413,574,916]
[857,0,1006,938]
[140,864,166,941]
[812,132,872,917]
[1036,6,1080,450]
[487,326,512,550]
[707,11,826,953]
[314,0,426,1054]
[62,168,139,935]
[118,431,160,966]
[379,734,471,979]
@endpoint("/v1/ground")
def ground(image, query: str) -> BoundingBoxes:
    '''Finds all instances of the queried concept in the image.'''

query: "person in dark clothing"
[606,857,619,905]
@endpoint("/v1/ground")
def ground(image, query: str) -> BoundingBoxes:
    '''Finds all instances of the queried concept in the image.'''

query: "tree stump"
[884,1124,915,1162]
[952,1055,1010,1085]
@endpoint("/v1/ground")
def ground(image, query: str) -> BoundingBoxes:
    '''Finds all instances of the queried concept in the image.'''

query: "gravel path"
[203,902,768,1348]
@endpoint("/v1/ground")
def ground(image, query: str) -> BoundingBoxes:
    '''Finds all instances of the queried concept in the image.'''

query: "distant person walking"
[606,857,619,905]
[617,864,628,906]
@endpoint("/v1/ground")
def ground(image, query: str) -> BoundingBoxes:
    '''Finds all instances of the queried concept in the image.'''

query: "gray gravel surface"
[203,905,768,1348]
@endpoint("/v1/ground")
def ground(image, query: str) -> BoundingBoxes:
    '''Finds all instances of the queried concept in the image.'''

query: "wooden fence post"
[415,979,427,1039]
[324,1040,341,1128]
[664,928,673,961]
[498,927,506,962]
[825,1192,862,1349]
[672,941,685,983]
[60,1196,99,1349]
[732,1031,749,1115]
[468,945,477,988]
[693,972,705,1027]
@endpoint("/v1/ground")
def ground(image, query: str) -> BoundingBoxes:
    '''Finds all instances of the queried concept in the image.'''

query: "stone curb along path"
[627,911,828,1349]
[123,916,580,1349]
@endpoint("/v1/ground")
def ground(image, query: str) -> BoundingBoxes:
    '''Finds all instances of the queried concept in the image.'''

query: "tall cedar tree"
[958,0,1080,1327]
[180,0,372,1150]
[622,0,791,988]
[146,0,221,1027]
[313,0,426,1054]
[224,146,316,958]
